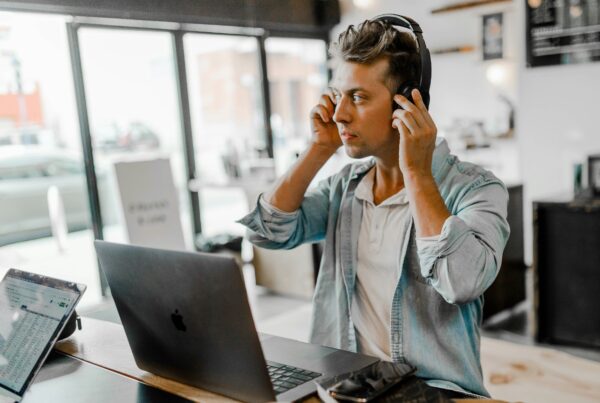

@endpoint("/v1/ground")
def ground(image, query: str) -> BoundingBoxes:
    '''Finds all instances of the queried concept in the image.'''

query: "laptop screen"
[0,269,85,399]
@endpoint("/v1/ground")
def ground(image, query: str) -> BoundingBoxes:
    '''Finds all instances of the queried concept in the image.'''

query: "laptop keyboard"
[266,361,321,395]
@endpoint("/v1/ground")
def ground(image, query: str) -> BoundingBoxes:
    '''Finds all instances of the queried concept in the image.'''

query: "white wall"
[333,0,600,264]
[514,0,600,264]
[518,61,600,199]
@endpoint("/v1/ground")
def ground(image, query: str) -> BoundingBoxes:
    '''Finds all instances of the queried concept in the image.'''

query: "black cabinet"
[483,185,527,319]
[533,199,600,349]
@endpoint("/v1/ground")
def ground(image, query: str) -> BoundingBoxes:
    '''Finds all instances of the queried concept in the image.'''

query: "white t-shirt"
[351,167,413,361]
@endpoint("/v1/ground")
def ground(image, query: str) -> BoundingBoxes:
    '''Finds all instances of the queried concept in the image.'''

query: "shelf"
[431,45,476,55]
[431,0,512,14]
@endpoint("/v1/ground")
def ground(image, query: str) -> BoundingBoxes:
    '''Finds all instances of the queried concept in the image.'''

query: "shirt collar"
[354,167,408,206]
[354,167,375,203]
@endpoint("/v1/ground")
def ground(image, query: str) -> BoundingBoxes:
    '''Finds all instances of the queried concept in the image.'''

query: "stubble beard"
[343,142,369,159]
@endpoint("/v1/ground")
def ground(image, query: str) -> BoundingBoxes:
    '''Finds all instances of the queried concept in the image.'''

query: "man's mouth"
[340,130,358,141]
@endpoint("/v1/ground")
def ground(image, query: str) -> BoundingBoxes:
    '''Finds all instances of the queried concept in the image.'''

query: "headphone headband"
[373,14,423,33]
[371,14,432,109]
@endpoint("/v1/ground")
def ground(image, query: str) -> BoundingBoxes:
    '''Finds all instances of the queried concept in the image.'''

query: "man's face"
[330,57,397,160]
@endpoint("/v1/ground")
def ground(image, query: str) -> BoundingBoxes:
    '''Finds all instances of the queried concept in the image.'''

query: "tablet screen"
[0,269,85,399]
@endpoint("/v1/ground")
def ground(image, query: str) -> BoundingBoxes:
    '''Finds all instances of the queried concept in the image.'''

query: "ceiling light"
[353,0,374,10]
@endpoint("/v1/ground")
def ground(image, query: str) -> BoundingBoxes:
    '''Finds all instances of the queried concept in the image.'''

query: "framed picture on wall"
[526,0,600,68]
[483,12,503,60]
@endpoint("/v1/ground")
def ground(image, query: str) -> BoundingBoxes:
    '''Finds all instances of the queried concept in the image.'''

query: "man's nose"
[333,96,351,124]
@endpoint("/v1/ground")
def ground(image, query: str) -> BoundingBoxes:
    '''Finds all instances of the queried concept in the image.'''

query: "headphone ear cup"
[393,84,416,110]
[400,85,416,103]
[398,83,430,109]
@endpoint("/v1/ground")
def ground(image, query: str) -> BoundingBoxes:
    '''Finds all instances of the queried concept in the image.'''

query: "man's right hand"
[264,91,341,212]
[309,91,342,153]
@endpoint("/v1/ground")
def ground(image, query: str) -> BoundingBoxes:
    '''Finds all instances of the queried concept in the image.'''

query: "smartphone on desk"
[326,361,416,402]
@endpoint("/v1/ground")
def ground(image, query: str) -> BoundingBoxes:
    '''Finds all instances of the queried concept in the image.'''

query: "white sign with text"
[114,159,186,251]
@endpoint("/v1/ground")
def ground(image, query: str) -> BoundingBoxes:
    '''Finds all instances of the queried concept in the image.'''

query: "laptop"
[94,241,379,402]
[0,269,86,402]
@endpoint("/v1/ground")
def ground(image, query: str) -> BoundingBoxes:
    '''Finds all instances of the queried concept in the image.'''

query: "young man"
[239,18,509,398]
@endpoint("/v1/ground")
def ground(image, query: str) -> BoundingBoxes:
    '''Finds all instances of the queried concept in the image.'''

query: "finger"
[311,104,332,123]
[325,88,337,107]
[412,89,436,127]
[392,118,410,137]
[394,94,429,130]
[411,89,427,112]
[319,94,336,117]
[393,109,420,133]
[394,94,421,116]
[324,87,336,105]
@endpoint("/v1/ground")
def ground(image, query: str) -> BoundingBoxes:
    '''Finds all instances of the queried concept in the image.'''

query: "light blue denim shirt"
[238,138,510,398]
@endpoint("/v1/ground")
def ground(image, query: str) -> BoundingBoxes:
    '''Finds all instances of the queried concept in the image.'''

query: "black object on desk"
[327,377,459,403]
[374,377,463,402]
[58,311,82,341]
[321,361,416,402]
[534,198,600,349]
[23,352,193,403]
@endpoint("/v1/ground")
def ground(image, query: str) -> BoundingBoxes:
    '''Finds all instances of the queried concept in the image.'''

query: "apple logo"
[171,309,186,332]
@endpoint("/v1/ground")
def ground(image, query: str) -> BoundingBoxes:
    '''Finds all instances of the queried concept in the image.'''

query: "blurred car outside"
[93,121,160,152]
[0,125,59,147]
[0,145,112,246]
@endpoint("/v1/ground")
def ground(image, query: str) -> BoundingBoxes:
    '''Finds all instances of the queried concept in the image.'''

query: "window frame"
[66,16,327,240]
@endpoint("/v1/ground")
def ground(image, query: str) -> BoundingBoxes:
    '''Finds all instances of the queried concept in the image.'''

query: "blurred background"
[0,1,599,400]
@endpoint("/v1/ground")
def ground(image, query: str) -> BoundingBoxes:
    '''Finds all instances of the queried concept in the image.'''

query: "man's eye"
[352,94,363,102]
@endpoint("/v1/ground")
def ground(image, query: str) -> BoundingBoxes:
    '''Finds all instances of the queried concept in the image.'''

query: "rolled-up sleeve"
[236,177,332,250]
[416,181,510,305]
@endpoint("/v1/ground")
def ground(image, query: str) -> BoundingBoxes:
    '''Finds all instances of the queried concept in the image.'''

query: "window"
[78,27,193,246]
[0,11,101,308]
[184,34,266,236]
[265,38,328,175]
[0,11,331,310]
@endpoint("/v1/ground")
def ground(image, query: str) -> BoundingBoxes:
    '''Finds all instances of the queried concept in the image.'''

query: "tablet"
[0,269,86,402]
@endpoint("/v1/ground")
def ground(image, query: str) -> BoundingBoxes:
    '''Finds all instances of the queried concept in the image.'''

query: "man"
[239,17,509,398]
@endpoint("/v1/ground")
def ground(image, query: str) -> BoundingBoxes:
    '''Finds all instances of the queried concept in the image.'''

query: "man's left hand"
[392,89,437,177]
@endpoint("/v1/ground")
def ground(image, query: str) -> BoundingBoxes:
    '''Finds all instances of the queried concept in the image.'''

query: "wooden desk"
[23,352,192,403]
[54,317,600,403]
[55,318,238,402]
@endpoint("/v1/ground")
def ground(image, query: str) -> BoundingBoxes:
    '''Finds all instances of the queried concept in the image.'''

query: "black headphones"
[371,14,432,110]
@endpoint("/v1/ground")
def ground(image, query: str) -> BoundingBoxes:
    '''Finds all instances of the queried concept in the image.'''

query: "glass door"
[77,27,193,248]
[183,33,267,237]
[264,38,328,176]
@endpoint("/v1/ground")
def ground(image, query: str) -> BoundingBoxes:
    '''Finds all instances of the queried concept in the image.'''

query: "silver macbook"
[94,240,378,402]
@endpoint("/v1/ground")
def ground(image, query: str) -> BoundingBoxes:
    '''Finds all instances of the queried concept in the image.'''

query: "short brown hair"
[329,19,419,94]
